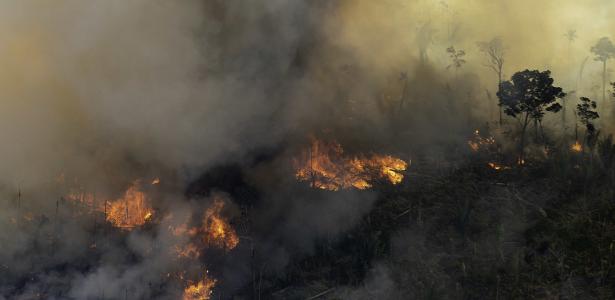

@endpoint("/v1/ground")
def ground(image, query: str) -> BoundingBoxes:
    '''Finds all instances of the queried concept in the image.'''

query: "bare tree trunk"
[603,60,607,107]
[498,71,503,126]
[562,98,566,132]
[398,77,408,112]
[520,114,530,161]
[575,114,579,141]
[485,89,494,123]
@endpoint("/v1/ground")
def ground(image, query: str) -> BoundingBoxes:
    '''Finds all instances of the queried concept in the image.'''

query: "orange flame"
[170,197,239,258]
[571,141,582,153]
[201,198,239,250]
[101,181,154,229]
[293,138,408,191]
[468,129,496,152]
[183,273,217,300]
[488,162,510,170]
[488,162,501,170]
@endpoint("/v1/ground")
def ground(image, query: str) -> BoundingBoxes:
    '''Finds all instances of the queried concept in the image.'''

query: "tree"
[576,97,599,146]
[576,97,600,162]
[478,38,505,125]
[561,30,577,131]
[446,46,466,77]
[398,72,408,111]
[498,70,566,160]
[590,37,615,105]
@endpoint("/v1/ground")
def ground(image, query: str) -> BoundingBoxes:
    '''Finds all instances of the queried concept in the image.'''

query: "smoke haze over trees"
[2,0,615,299]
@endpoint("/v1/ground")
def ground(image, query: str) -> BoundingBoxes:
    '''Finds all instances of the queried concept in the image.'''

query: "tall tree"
[498,70,566,160]
[478,38,505,125]
[576,97,600,149]
[561,30,577,131]
[590,37,615,106]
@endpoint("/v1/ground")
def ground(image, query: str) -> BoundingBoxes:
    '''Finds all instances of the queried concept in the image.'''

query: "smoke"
[334,263,401,299]
[1,0,615,298]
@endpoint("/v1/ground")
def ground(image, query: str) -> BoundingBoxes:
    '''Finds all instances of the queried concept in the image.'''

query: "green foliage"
[498,70,565,121]
[576,97,599,134]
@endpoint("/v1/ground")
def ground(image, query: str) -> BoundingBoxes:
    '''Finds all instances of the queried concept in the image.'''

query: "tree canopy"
[577,97,599,134]
[591,37,615,62]
[498,69,565,121]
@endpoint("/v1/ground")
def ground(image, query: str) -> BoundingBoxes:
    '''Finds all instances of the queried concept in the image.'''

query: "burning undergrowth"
[0,170,246,299]
[102,180,155,229]
[292,136,408,191]
[0,132,406,298]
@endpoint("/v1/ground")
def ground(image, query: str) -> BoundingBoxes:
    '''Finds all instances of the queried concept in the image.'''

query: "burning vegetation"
[571,140,583,152]
[487,162,508,170]
[293,137,408,191]
[101,181,155,229]
[170,195,239,261]
[201,198,239,249]
[468,129,496,152]
[183,273,217,300]
[59,178,237,297]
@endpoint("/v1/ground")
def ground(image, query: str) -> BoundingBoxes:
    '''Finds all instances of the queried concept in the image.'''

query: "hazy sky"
[333,0,615,86]
[0,0,613,189]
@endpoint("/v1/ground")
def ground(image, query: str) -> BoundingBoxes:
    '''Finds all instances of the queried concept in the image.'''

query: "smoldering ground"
[1,0,615,299]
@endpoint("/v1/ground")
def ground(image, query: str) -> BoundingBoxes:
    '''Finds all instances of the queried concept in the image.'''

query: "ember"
[468,129,496,152]
[488,162,509,170]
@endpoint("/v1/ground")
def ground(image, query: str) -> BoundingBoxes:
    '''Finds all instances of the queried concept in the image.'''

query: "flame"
[571,141,582,153]
[183,274,217,300]
[101,181,154,229]
[202,198,239,250]
[468,129,496,152]
[170,197,239,258]
[293,138,408,191]
[487,162,510,170]
[488,162,502,170]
